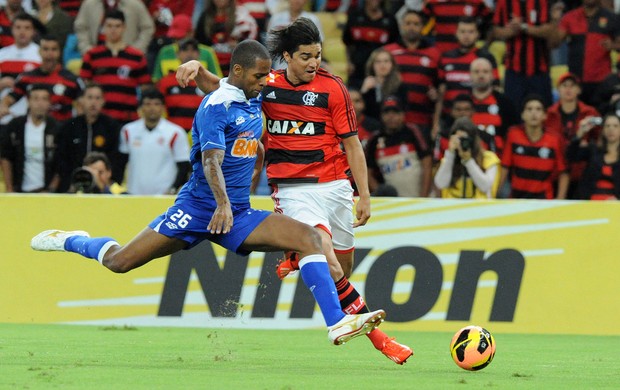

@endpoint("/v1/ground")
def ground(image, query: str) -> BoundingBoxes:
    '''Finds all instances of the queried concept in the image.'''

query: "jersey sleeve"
[492,0,506,26]
[134,55,152,85]
[559,13,571,33]
[329,78,358,138]
[79,52,92,80]
[501,128,514,168]
[554,135,568,173]
[195,102,228,151]
[9,74,26,100]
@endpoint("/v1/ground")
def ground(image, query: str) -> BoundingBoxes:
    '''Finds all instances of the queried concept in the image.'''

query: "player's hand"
[176,60,202,88]
[353,196,371,228]
[208,204,233,234]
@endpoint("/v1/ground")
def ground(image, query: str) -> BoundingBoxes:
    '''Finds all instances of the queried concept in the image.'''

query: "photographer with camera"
[434,117,501,198]
[70,151,126,194]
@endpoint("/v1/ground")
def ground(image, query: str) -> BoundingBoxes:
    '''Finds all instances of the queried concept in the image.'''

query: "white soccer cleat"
[327,309,386,345]
[31,230,90,251]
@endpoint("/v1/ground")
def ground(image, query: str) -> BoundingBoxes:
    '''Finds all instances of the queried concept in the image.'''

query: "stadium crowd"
[0,0,619,200]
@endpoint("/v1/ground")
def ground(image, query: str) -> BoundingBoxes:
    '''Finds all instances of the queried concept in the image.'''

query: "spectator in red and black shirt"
[544,72,600,198]
[366,95,432,197]
[567,113,620,200]
[421,0,492,54]
[383,9,440,138]
[157,38,205,132]
[0,35,82,123]
[551,0,620,106]
[433,17,499,138]
[342,0,400,88]
[0,0,24,48]
[500,94,569,199]
[470,57,520,157]
[493,0,555,107]
[79,10,151,124]
[58,0,82,20]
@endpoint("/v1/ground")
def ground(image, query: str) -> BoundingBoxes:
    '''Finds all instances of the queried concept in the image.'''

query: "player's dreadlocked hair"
[267,17,322,63]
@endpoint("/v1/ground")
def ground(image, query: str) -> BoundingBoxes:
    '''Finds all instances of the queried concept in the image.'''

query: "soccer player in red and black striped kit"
[0,35,82,122]
[79,9,151,125]
[492,0,555,107]
[500,94,569,199]
[178,17,413,365]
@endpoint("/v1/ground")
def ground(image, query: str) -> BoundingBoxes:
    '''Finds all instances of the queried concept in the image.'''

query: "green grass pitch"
[1,323,619,389]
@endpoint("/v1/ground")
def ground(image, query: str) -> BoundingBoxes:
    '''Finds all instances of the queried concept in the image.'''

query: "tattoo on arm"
[202,149,230,206]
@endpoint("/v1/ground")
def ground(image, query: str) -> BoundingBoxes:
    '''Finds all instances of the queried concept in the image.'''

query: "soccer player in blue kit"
[30,40,385,345]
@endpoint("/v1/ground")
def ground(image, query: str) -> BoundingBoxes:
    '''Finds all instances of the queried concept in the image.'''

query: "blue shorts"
[148,197,271,256]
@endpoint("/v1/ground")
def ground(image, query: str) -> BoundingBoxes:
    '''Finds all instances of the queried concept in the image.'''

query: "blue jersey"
[185,78,263,206]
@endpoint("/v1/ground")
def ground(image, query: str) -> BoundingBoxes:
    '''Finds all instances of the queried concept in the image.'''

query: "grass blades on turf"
[0,323,618,389]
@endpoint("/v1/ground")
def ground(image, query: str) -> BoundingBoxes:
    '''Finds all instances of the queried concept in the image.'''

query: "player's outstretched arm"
[342,135,371,227]
[177,60,221,94]
[202,149,233,234]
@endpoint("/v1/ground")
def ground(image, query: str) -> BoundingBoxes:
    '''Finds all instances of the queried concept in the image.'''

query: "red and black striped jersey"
[438,47,498,115]
[422,0,492,53]
[384,41,441,127]
[323,0,357,12]
[501,125,567,199]
[559,7,620,84]
[157,73,204,132]
[80,45,150,123]
[236,0,267,33]
[0,9,13,48]
[58,0,82,18]
[472,93,505,155]
[591,164,615,200]
[261,68,357,184]
[493,0,551,75]
[0,43,40,79]
[11,65,83,122]
[342,9,400,82]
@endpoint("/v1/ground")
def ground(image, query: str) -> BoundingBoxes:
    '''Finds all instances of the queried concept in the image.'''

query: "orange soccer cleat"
[276,251,300,279]
[381,338,414,365]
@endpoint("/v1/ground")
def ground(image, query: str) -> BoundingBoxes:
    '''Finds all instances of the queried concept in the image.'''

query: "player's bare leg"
[31,228,188,273]
[101,228,188,273]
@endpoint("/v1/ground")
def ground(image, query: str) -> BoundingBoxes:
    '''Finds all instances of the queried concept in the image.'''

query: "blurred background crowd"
[0,0,619,200]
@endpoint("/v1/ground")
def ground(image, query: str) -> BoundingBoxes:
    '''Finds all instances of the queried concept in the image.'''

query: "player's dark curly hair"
[267,17,322,63]
[231,39,270,69]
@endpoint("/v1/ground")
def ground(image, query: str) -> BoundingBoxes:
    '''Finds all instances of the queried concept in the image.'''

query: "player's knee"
[303,226,323,254]
[102,251,133,273]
